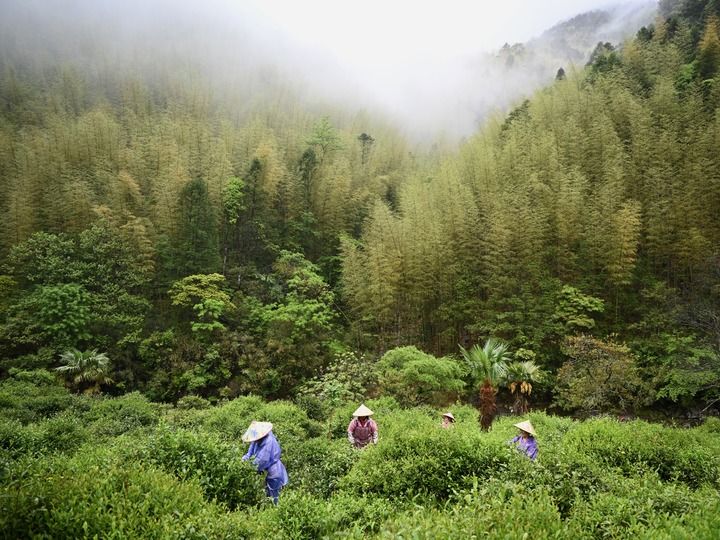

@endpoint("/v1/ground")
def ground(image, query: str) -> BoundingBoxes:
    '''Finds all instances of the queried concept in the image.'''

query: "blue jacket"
[242,431,289,485]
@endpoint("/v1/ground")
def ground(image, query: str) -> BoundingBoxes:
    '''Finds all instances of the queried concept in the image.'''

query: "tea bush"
[3,378,720,539]
[566,476,720,539]
[363,482,567,539]
[341,411,511,499]
[203,395,322,443]
[0,418,38,458]
[6,367,58,385]
[632,497,720,540]
[696,416,720,434]
[35,413,90,454]
[563,418,720,487]
[326,396,401,439]
[282,436,354,497]
[0,376,74,423]
[0,448,252,539]
[247,491,396,539]
[0,413,88,458]
[81,391,161,437]
[127,426,266,510]
[177,394,212,410]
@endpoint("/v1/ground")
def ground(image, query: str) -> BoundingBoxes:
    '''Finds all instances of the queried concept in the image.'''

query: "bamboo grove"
[1,0,719,411]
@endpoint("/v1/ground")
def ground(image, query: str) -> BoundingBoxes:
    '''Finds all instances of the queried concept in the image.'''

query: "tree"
[0,283,93,364]
[168,274,234,339]
[698,14,720,79]
[556,335,648,414]
[460,338,511,430]
[505,360,544,414]
[221,176,245,273]
[357,132,375,166]
[378,346,465,406]
[3,224,152,354]
[552,286,605,335]
[654,335,720,408]
[606,200,642,288]
[55,348,113,394]
[173,178,220,277]
[248,251,338,393]
[296,351,376,413]
[307,117,343,165]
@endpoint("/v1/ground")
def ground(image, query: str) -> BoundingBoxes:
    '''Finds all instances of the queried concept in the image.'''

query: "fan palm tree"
[460,338,511,431]
[505,360,544,415]
[56,349,113,394]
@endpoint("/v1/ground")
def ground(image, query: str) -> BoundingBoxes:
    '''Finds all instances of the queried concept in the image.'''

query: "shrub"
[35,413,89,454]
[563,418,720,488]
[567,477,720,538]
[295,351,378,417]
[6,367,59,385]
[282,437,354,497]
[340,410,511,500]
[0,448,252,539]
[177,394,212,410]
[697,416,720,434]
[247,491,395,540]
[633,495,720,539]
[82,392,161,437]
[377,346,465,406]
[251,491,336,540]
[203,396,321,443]
[556,335,649,414]
[0,413,89,458]
[132,427,266,509]
[368,481,564,539]
[0,418,39,458]
[0,378,74,424]
[326,396,401,440]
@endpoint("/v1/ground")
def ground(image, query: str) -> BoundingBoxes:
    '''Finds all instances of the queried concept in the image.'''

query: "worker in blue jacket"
[242,421,289,504]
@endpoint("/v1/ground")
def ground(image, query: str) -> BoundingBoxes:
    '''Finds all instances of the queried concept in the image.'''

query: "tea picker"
[347,403,379,448]
[242,421,289,504]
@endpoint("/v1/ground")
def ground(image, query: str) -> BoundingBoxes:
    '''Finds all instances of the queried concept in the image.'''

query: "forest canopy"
[0,0,719,414]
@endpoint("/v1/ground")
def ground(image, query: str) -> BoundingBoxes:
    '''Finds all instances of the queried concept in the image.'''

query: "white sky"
[237,0,644,64]
[228,0,653,138]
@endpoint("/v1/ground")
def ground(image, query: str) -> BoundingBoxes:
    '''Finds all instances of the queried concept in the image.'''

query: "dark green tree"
[174,179,220,277]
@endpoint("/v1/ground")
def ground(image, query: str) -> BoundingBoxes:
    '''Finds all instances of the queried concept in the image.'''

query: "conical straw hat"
[353,404,374,417]
[442,412,455,421]
[242,421,273,442]
[513,420,536,437]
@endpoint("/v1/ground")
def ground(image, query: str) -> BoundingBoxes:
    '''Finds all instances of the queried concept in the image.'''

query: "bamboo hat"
[353,404,374,417]
[242,421,273,442]
[442,412,455,421]
[513,420,536,437]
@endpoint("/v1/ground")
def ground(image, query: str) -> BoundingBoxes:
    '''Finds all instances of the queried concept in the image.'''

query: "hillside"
[2,0,720,537]
[0,0,719,411]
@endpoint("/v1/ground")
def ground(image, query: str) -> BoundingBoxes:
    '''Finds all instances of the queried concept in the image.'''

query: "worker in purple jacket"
[347,404,378,449]
[509,420,538,460]
[242,421,289,504]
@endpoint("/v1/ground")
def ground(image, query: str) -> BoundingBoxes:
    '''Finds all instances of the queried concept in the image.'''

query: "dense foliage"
[1,374,719,538]
[2,0,720,536]
[342,0,720,410]
[1,1,717,416]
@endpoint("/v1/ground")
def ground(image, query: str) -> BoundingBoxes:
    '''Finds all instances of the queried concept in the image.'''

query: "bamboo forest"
[1,0,720,538]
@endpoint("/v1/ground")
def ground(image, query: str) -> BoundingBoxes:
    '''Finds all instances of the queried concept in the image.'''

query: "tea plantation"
[1,371,719,539]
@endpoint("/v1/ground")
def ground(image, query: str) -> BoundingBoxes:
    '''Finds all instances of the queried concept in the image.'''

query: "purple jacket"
[511,435,538,460]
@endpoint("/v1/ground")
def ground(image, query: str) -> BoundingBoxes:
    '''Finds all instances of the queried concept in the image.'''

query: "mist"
[0,0,656,142]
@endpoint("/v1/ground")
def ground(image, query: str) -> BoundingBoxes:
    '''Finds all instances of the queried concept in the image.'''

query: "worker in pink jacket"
[347,404,378,449]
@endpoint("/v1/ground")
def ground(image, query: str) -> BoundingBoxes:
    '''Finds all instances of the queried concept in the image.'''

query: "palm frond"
[460,339,510,387]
